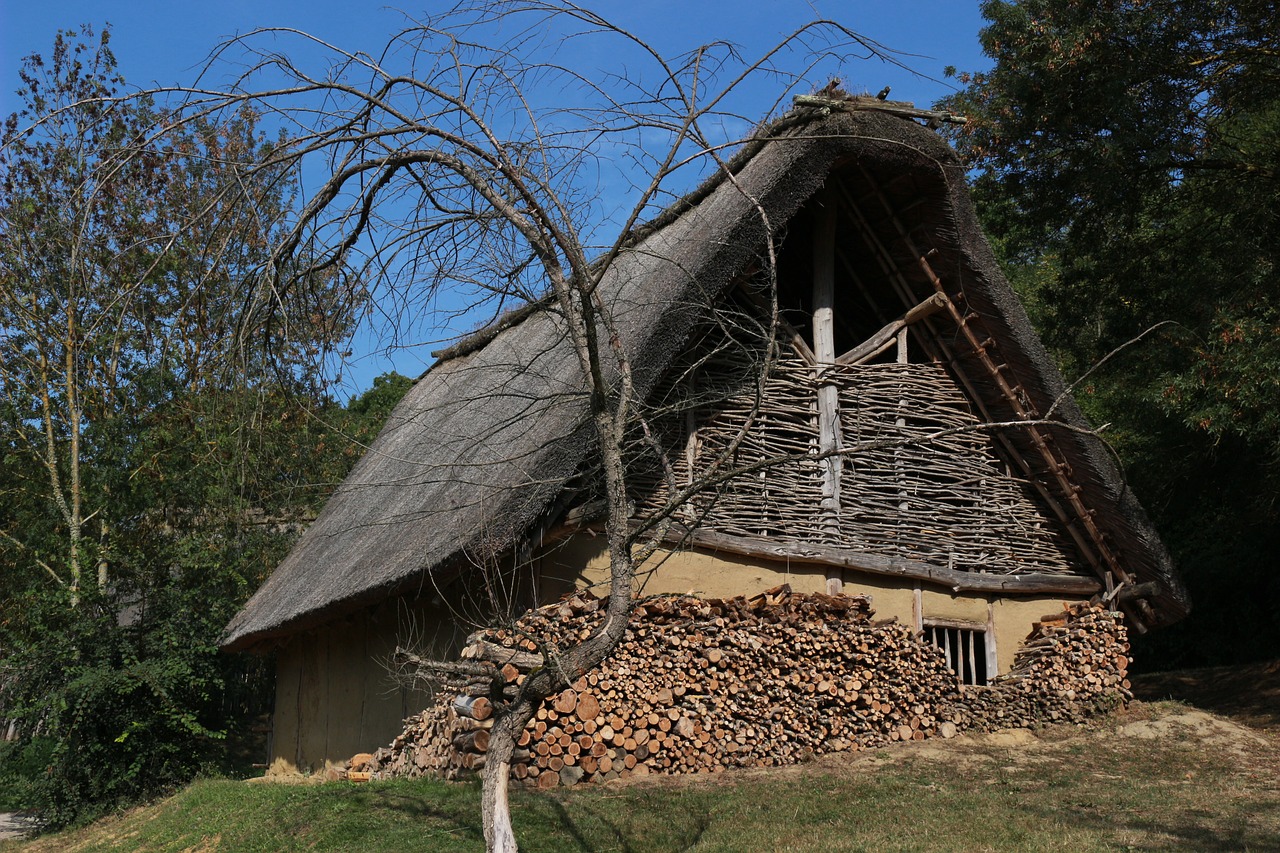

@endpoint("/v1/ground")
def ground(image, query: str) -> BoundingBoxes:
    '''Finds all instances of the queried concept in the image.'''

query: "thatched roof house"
[225,99,1188,774]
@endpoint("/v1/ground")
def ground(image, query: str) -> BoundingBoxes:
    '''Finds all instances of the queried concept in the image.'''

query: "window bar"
[968,631,978,685]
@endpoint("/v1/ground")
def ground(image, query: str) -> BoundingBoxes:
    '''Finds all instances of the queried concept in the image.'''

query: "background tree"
[0,26,405,826]
[940,0,1280,667]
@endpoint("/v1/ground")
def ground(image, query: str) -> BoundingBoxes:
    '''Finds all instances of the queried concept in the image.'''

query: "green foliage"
[345,372,416,426]
[0,22,412,830]
[3,585,229,827]
[942,0,1280,666]
[0,738,53,812]
[0,378,412,829]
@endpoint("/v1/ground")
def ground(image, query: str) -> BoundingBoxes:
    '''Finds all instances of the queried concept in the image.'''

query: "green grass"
[7,703,1280,852]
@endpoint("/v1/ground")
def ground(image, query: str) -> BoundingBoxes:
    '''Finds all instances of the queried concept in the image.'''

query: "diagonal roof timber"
[728,166,1139,617]
[834,292,948,367]
[832,174,1117,607]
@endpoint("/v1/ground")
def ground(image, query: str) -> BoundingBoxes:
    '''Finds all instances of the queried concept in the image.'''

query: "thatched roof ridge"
[222,106,1186,652]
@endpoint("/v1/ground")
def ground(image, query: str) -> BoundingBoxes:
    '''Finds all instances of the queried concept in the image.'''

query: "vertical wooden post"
[682,376,699,523]
[895,329,910,513]
[966,630,977,685]
[986,601,999,679]
[813,186,842,594]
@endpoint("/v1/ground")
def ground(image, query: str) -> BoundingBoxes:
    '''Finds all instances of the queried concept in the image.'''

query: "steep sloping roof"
[222,106,1188,652]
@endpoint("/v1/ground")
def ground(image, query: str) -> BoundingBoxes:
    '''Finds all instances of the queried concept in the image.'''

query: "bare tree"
[145,4,907,848]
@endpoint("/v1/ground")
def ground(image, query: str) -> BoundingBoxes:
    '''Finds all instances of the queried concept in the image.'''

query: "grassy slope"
[6,701,1279,852]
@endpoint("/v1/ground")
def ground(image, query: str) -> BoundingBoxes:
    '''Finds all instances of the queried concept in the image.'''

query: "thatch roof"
[222,105,1188,652]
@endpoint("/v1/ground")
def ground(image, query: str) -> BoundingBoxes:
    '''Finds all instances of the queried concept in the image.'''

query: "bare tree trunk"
[481,700,534,852]
[66,306,84,590]
[480,711,523,850]
[36,350,78,600]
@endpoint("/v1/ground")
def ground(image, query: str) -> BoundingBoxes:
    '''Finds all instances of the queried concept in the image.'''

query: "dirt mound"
[1114,708,1269,753]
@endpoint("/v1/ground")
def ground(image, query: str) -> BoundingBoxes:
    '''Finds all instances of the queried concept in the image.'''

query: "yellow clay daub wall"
[537,532,1088,676]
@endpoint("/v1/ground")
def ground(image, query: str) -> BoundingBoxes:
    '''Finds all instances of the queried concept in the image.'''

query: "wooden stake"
[813,185,843,594]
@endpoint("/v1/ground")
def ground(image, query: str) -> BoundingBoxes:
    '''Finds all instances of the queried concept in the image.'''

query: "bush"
[0,737,54,812]
[1,577,267,829]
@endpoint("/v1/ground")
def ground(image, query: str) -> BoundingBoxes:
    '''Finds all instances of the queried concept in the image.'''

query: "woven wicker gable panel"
[636,350,1082,577]
[678,349,819,539]
[833,362,1078,574]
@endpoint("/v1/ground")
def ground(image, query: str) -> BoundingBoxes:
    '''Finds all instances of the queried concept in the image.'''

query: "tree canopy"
[0,26,408,826]
[941,0,1280,665]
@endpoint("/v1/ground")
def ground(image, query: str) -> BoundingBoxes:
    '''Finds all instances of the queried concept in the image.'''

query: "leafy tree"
[941,0,1280,666]
[0,26,387,826]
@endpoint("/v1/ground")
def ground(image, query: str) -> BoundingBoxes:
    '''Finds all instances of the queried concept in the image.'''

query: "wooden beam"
[985,602,999,679]
[921,251,1136,594]
[1113,581,1163,604]
[812,186,842,594]
[826,173,1148,629]
[812,188,838,367]
[666,527,1103,595]
[834,175,1107,588]
[845,167,1147,630]
[460,640,545,670]
[792,94,968,125]
[835,292,948,366]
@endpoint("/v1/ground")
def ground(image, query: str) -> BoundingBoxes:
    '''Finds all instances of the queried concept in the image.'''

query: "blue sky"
[2,2,991,115]
[1,1,993,393]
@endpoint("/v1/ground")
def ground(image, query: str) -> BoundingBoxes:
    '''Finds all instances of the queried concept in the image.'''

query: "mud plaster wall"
[537,532,1088,676]
[268,597,461,775]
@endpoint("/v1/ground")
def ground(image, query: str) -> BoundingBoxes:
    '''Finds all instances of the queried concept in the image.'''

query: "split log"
[452,696,493,721]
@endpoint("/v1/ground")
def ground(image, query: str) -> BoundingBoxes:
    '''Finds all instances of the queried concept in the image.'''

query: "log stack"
[954,601,1131,730]
[365,589,1128,787]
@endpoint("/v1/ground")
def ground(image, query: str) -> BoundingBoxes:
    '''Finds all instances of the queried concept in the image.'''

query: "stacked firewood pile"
[953,601,1131,730]
[363,589,1127,787]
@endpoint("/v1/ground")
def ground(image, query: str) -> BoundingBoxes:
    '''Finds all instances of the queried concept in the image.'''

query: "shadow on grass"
[514,790,712,853]
[1096,811,1277,851]
[336,782,487,848]
[356,781,714,852]
[1015,794,1280,852]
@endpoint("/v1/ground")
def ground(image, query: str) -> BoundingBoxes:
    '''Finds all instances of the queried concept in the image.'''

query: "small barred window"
[924,623,989,686]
